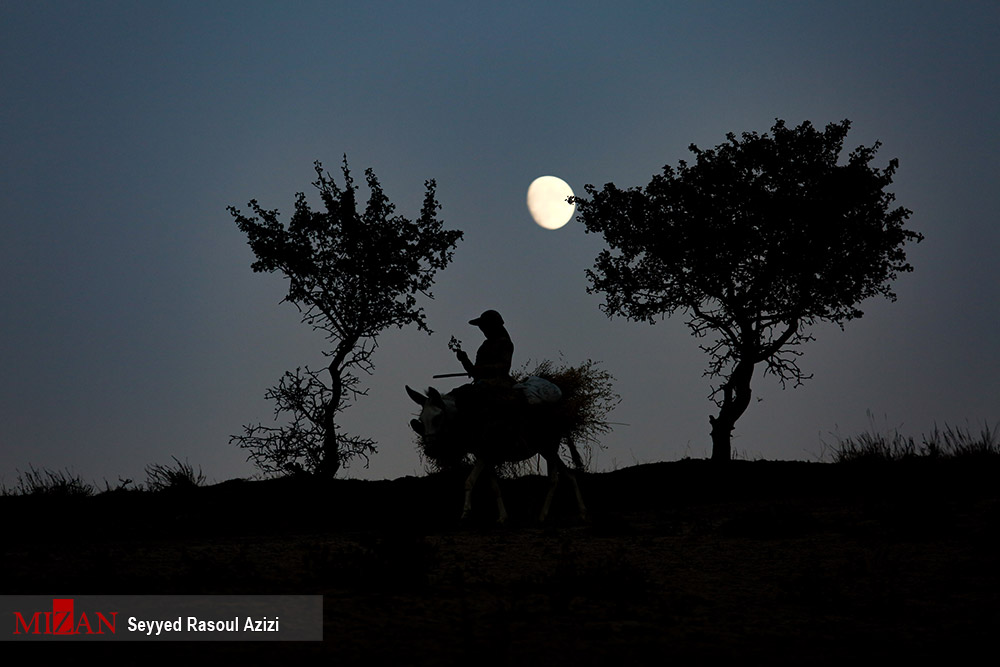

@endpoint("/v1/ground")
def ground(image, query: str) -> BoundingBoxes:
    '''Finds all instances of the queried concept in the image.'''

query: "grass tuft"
[145,457,206,491]
[11,466,95,497]
[829,419,999,464]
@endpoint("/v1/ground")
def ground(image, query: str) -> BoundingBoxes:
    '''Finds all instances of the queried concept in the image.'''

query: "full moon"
[526,175,575,230]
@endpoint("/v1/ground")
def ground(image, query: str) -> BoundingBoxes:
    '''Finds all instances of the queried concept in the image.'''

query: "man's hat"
[469,310,504,327]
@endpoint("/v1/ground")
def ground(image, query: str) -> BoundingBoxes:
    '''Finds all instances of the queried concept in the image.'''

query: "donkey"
[406,385,587,523]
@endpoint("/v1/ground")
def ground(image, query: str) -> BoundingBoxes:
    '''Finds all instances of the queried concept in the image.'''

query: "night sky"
[2,1,997,486]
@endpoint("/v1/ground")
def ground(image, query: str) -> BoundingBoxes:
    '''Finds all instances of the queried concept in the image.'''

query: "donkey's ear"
[427,387,446,408]
[406,385,426,405]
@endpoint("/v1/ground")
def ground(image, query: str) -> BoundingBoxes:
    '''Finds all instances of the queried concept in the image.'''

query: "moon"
[526,176,575,230]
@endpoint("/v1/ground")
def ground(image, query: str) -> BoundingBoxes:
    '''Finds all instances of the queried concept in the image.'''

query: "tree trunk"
[318,370,343,478]
[318,339,357,477]
[709,360,754,462]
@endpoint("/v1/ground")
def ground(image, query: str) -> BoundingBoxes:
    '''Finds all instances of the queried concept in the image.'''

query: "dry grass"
[827,420,1000,464]
[513,358,621,451]
[145,456,207,491]
[3,465,95,497]
[416,359,620,474]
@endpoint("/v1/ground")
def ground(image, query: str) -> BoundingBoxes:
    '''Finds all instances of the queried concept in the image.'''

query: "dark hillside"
[2,460,998,664]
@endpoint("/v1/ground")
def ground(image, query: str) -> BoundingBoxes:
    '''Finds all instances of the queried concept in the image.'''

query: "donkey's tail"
[565,436,585,471]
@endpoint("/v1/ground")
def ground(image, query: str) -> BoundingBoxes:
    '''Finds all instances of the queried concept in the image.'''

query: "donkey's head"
[406,385,453,442]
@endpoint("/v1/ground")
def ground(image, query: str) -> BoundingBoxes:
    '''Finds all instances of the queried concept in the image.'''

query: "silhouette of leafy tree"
[229,158,463,476]
[574,119,922,461]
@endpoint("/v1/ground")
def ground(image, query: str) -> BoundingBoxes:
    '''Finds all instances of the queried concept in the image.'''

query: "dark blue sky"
[2,1,997,485]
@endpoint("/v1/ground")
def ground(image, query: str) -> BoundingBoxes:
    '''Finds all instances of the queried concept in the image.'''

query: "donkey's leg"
[486,471,508,524]
[563,467,588,520]
[462,458,488,520]
[539,455,562,522]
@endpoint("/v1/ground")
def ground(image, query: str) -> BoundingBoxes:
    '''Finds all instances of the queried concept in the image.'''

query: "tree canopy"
[229,158,463,475]
[575,119,922,460]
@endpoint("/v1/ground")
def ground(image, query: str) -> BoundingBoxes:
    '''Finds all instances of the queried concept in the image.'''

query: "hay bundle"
[414,359,619,474]
[513,358,621,453]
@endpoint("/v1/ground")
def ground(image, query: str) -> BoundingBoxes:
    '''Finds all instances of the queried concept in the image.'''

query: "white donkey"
[406,385,587,523]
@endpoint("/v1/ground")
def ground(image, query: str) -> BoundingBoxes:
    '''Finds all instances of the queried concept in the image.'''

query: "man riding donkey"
[410,309,587,522]
[449,310,526,442]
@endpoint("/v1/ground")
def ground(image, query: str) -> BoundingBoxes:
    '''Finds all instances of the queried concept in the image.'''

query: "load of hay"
[415,358,620,473]
[513,358,620,453]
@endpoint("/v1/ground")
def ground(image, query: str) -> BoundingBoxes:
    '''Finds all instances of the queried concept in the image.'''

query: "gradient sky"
[2,1,998,487]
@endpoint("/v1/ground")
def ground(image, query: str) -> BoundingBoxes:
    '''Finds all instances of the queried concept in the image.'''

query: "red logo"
[12,598,117,635]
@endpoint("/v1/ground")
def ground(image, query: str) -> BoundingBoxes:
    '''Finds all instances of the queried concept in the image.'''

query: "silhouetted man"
[452,310,530,458]
[456,309,514,385]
